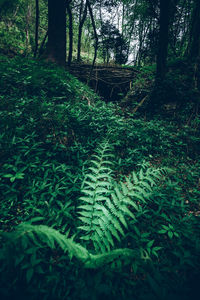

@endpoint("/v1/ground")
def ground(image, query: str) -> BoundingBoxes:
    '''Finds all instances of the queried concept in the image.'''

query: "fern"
[79,140,166,254]
[78,140,115,253]
[114,167,167,214]
[0,224,137,269]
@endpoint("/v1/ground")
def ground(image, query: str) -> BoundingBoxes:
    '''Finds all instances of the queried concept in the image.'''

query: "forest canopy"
[0,0,199,68]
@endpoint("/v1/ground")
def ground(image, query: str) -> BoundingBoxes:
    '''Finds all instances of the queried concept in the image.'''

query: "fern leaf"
[109,224,121,242]
[95,187,110,194]
[120,205,136,219]
[81,190,95,197]
[79,196,94,203]
[78,205,93,211]
[86,174,97,182]
[78,140,167,255]
[84,181,96,189]
[121,182,129,196]
[132,171,139,184]
[88,167,99,174]
[79,217,92,225]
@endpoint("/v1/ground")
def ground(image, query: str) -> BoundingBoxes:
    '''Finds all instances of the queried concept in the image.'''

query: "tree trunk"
[149,0,171,112]
[77,1,87,62]
[66,0,73,66]
[25,4,32,54]
[187,0,200,61]
[38,30,48,56]
[46,0,66,66]
[156,0,171,80]
[34,0,39,58]
[86,0,98,82]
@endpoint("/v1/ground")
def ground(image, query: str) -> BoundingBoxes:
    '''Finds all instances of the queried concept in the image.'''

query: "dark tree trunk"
[66,0,73,66]
[39,30,48,56]
[34,0,39,58]
[86,0,98,82]
[187,0,200,89]
[187,0,200,61]
[46,0,66,66]
[149,0,171,112]
[77,1,87,62]
[156,0,171,80]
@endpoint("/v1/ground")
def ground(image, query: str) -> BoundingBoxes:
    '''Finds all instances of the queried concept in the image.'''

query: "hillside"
[0,56,200,300]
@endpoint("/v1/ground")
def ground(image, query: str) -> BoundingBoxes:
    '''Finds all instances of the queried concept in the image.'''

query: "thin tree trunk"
[66,0,73,66]
[77,1,87,62]
[38,30,48,56]
[86,0,98,83]
[127,0,139,63]
[34,0,39,58]
[186,0,200,89]
[171,0,186,56]
[25,4,32,54]
[187,0,200,61]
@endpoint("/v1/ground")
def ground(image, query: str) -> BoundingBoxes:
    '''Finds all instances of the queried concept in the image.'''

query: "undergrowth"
[0,55,200,300]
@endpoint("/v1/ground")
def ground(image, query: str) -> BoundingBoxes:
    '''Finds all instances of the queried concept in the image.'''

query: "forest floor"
[0,55,200,300]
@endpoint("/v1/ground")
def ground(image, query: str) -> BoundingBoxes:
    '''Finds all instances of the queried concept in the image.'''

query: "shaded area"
[68,63,139,101]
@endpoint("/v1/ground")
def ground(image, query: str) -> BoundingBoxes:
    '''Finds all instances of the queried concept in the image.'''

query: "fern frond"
[79,140,167,254]
[112,166,167,218]
[2,224,89,261]
[1,224,138,269]
[78,140,115,252]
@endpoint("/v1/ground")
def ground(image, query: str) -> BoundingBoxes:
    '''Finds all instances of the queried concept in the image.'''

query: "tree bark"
[25,3,32,54]
[38,30,48,56]
[86,0,98,82]
[187,0,200,61]
[46,0,66,66]
[66,0,73,66]
[156,0,171,80]
[34,0,39,58]
[77,1,87,62]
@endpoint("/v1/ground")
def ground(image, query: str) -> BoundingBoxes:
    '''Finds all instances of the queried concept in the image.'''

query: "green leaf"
[10,177,16,182]
[27,217,45,224]
[2,174,13,178]
[26,268,34,283]
[79,217,92,225]
[84,181,96,189]
[95,187,109,194]
[147,240,154,248]
[132,172,138,184]
[158,229,166,234]
[162,225,169,230]
[86,174,97,182]
[168,231,173,239]
[78,205,93,211]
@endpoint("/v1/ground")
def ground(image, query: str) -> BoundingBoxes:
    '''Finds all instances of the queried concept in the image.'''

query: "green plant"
[0,140,167,285]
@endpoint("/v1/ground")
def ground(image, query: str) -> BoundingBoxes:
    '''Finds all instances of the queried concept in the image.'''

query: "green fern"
[78,140,115,253]
[0,223,138,269]
[78,140,166,254]
[114,166,167,214]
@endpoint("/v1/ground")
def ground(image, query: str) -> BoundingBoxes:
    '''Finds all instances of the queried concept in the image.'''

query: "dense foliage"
[0,56,200,300]
[0,0,198,67]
